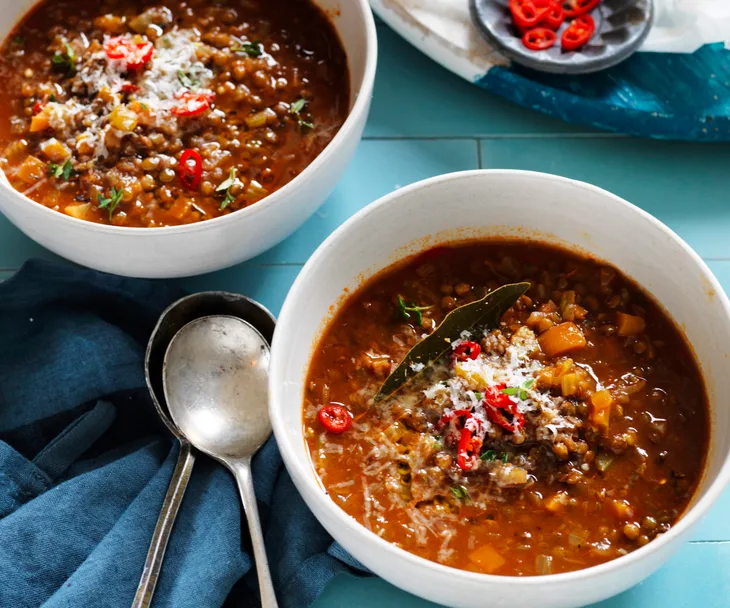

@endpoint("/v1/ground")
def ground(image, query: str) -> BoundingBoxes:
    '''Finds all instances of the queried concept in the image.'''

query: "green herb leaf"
[49,93,56,102]
[290,98,314,131]
[501,452,509,464]
[501,378,536,401]
[232,41,262,57]
[177,70,197,89]
[13,35,25,46]
[397,295,433,326]
[481,450,497,462]
[450,485,470,501]
[48,159,74,181]
[375,282,530,401]
[500,387,519,396]
[61,159,73,180]
[140,102,148,110]
[97,187,124,220]
[474,391,483,400]
[51,42,76,75]
[217,168,237,210]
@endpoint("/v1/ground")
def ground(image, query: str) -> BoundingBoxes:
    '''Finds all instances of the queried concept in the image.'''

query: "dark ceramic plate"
[470,0,654,75]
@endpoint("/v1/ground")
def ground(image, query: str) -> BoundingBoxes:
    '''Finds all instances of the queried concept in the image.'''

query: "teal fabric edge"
[476,44,730,141]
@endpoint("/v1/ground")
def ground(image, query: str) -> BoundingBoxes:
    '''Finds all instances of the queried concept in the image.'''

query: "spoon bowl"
[163,315,271,461]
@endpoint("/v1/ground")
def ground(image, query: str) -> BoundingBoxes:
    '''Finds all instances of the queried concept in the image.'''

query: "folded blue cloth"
[0,260,367,608]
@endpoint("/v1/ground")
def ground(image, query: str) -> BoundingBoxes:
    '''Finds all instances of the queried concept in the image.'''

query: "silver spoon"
[134,292,275,608]
[163,315,278,608]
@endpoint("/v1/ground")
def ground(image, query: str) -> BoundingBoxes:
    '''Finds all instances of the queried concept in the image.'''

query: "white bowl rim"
[0,0,378,235]
[271,168,730,585]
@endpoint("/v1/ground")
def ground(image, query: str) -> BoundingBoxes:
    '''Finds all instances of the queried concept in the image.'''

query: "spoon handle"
[232,458,279,608]
[132,440,196,608]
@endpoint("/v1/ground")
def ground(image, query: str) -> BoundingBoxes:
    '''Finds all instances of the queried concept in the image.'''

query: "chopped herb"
[47,159,74,181]
[51,42,76,75]
[97,187,124,220]
[501,378,536,401]
[501,452,509,464]
[450,485,470,501]
[49,93,56,102]
[481,450,498,462]
[139,102,148,110]
[290,98,307,114]
[397,295,433,326]
[290,97,314,131]
[474,391,483,400]
[13,35,25,46]
[176,70,197,89]
[216,167,237,209]
[232,41,262,57]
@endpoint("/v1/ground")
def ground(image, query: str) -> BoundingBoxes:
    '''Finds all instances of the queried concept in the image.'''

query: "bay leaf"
[375,282,531,401]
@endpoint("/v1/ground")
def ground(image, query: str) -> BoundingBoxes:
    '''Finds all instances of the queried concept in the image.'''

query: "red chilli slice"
[562,0,600,18]
[171,92,214,117]
[522,26,557,51]
[561,14,596,51]
[104,36,155,70]
[452,340,482,363]
[483,383,525,433]
[178,149,203,191]
[318,403,352,434]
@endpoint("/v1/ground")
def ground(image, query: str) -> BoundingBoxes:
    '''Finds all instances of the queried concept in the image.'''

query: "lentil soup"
[0,0,349,226]
[304,241,709,576]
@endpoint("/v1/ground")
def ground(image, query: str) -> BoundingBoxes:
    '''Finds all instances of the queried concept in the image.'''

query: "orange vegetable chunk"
[538,322,587,357]
[468,545,506,573]
[30,114,50,132]
[616,312,646,337]
[590,389,613,433]
[16,155,47,185]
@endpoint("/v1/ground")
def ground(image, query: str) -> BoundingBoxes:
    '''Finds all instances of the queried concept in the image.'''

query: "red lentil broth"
[0,0,349,226]
[304,241,709,576]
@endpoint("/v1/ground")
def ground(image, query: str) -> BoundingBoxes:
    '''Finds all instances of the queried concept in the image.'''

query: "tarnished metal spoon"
[163,315,278,608]
[134,293,275,608]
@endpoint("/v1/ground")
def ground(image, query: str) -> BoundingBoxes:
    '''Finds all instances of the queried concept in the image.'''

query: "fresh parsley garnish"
[500,378,535,401]
[397,295,433,326]
[216,167,237,210]
[481,450,498,462]
[51,42,76,75]
[140,102,148,110]
[474,391,483,400]
[49,93,56,102]
[13,35,25,46]
[97,187,124,220]
[480,450,509,464]
[232,41,262,57]
[450,485,470,501]
[48,159,74,181]
[290,97,314,130]
[177,70,197,89]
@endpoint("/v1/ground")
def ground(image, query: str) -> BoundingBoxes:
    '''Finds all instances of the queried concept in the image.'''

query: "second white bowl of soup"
[270,170,730,607]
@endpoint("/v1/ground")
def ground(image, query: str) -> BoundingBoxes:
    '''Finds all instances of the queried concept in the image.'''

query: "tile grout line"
[475,139,483,169]
[362,133,627,142]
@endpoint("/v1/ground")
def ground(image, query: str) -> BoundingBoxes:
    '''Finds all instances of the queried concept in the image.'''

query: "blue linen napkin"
[0,260,368,608]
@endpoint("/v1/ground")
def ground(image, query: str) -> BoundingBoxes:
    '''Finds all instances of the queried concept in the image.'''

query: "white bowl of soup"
[270,170,730,608]
[0,0,376,277]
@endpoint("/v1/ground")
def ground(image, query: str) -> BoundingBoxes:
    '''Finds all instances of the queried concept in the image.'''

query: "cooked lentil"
[0,0,349,226]
[304,241,709,576]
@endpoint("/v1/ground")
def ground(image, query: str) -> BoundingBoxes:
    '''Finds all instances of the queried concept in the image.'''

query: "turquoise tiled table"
[2,20,730,608]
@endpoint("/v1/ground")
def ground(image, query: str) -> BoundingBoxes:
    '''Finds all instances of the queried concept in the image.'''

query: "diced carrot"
[616,312,646,337]
[610,499,634,520]
[537,322,586,358]
[544,491,569,514]
[16,155,47,185]
[468,545,506,573]
[590,389,612,433]
[30,114,50,132]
